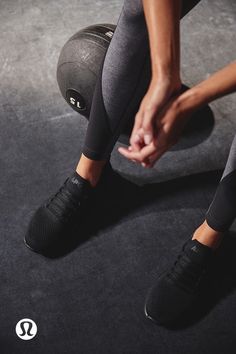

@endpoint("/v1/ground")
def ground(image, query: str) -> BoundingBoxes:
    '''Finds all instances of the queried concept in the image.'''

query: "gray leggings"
[82,0,236,232]
[82,0,201,161]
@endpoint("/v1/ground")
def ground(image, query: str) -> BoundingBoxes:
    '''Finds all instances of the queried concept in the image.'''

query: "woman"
[25,0,236,325]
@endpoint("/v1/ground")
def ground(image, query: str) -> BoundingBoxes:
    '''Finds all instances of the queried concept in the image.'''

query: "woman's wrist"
[151,70,182,93]
[176,85,207,115]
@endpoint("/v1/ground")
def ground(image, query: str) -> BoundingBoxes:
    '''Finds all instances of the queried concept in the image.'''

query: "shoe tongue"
[66,171,92,198]
[183,239,213,264]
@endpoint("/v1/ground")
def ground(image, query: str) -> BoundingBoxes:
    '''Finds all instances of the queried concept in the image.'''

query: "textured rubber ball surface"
[57,23,116,118]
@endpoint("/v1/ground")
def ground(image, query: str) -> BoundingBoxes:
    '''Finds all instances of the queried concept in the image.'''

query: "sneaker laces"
[167,246,207,293]
[45,178,89,220]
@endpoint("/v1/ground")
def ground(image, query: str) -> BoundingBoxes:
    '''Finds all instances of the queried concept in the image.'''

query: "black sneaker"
[24,161,113,254]
[144,238,214,326]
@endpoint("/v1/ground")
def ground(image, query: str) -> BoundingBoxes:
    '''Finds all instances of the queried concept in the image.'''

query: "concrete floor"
[1,0,236,353]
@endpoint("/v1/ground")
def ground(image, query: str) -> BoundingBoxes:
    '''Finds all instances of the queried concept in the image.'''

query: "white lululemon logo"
[15,319,37,340]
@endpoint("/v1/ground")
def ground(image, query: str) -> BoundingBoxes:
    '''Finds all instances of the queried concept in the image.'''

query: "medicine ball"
[57,23,116,119]
[57,23,214,150]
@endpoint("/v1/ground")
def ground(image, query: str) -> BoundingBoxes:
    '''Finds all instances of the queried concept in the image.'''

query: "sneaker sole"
[23,236,41,255]
[143,271,166,326]
[144,302,160,325]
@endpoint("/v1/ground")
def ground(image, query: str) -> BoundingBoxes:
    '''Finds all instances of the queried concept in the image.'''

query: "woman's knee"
[122,0,144,20]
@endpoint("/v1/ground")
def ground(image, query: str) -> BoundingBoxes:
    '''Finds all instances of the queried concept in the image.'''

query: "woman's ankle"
[192,220,224,251]
[76,153,107,187]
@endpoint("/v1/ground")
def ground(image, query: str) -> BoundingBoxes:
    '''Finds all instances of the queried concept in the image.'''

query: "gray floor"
[1,0,236,353]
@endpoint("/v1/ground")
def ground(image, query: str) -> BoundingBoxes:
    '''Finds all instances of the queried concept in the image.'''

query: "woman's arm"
[118,61,236,167]
[142,0,182,82]
[128,0,182,150]
[178,60,236,111]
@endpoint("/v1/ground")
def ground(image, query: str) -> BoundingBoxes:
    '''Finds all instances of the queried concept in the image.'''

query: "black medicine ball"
[57,23,116,119]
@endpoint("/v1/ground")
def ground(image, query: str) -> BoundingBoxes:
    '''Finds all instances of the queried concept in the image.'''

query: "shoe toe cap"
[25,206,64,253]
[144,272,194,326]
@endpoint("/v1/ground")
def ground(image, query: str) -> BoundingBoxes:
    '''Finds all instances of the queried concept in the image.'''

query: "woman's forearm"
[142,0,182,82]
[178,61,236,111]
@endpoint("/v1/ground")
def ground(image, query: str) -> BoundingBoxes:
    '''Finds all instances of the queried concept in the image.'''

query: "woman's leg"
[192,134,236,249]
[145,135,236,325]
[206,134,236,231]
[76,0,202,186]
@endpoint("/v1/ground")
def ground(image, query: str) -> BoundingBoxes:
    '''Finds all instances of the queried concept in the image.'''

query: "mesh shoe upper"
[25,173,93,253]
[145,238,213,325]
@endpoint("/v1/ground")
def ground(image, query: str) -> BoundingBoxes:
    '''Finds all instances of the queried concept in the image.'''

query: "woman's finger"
[129,110,144,151]
[118,141,157,162]
[144,150,165,167]
[144,137,181,168]
[142,105,156,144]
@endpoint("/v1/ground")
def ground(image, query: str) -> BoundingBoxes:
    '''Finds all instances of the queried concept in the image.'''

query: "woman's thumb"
[142,111,154,144]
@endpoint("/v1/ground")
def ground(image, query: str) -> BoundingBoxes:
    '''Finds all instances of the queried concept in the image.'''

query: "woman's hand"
[126,0,182,162]
[118,90,196,167]
[128,77,182,152]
